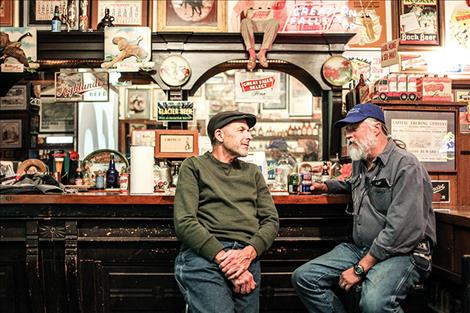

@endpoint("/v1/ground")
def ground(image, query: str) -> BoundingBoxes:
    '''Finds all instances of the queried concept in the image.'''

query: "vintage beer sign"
[399,0,440,46]
[381,39,400,67]
[235,72,281,102]
[157,101,194,121]
[55,71,109,102]
[431,180,450,203]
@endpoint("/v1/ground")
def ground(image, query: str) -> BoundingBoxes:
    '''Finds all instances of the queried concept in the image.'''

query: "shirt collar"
[374,138,396,167]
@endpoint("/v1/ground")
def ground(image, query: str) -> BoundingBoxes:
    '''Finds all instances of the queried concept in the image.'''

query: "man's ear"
[214,129,224,143]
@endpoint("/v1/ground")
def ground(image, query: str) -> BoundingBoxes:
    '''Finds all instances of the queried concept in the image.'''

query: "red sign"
[240,76,276,92]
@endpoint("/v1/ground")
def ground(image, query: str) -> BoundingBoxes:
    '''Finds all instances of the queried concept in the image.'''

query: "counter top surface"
[0,192,350,205]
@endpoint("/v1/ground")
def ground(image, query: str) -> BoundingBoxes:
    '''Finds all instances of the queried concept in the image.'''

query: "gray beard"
[347,131,378,161]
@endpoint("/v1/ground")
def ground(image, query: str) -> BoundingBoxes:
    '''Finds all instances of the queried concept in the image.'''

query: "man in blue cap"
[292,103,436,312]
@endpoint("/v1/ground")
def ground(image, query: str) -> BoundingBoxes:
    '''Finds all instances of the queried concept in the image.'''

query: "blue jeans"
[291,242,430,313]
[175,241,261,313]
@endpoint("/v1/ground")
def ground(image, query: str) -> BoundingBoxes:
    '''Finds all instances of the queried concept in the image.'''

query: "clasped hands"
[214,246,257,294]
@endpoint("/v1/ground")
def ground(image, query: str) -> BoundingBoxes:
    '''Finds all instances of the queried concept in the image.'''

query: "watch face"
[354,264,364,276]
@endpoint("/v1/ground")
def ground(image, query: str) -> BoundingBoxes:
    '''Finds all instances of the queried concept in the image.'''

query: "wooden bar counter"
[0,193,351,313]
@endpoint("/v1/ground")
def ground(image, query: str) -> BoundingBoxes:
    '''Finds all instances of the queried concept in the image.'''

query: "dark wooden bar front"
[0,193,351,313]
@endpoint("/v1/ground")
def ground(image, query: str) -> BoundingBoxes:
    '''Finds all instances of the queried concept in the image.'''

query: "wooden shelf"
[257,118,321,123]
[252,135,319,140]
[372,100,466,107]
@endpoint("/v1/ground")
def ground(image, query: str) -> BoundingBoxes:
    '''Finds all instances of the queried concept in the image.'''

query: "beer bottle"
[106,154,120,189]
[321,161,329,182]
[51,6,62,32]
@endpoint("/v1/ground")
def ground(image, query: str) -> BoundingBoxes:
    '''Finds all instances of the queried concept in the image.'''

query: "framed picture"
[392,0,444,49]
[131,129,155,147]
[0,0,14,26]
[346,0,389,49]
[155,129,199,158]
[29,0,79,28]
[288,76,313,117]
[91,0,149,28]
[431,180,450,203]
[125,88,151,119]
[40,101,76,133]
[0,120,22,148]
[0,85,28,110]
[384,110,455,172]
[157,0,226,32]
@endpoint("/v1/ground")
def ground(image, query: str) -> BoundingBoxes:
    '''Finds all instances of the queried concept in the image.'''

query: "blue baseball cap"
[335,103,385,128]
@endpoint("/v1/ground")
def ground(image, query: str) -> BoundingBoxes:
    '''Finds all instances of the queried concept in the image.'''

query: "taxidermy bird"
[0,31,33,67]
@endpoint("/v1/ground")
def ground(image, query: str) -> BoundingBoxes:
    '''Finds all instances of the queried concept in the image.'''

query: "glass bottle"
[301,122,308,135]
[330,153,342,179]
[106,153,120,189]
[321,161,330,182]
[51,6,62,32]
[307,122,313,136]
[274,155,292,191]
[75,166,84,185]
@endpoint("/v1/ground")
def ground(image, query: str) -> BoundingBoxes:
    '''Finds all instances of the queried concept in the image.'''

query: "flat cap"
[207,111,256,141]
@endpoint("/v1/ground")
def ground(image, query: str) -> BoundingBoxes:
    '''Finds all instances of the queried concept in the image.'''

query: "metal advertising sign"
[156,101,194,121]
[55,71,109,102]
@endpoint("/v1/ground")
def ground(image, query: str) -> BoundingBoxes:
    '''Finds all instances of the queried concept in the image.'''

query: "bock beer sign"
[55,71,109,102]
[157,101,194,121]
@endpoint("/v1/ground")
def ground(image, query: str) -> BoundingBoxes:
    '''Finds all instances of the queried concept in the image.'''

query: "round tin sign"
[321,56,353,87]
[159,55,191,87]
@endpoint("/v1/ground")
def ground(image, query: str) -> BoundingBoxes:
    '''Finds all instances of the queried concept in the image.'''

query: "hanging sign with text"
[381,39,400,67]
[156,101,194,121]
[55,71,109,102]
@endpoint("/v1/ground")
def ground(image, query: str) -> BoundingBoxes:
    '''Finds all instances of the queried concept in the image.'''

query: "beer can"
[119,173,129,192]
[300,180,312,194]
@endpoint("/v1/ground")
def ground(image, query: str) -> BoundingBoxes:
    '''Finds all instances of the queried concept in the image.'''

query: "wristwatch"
[353,263,366,278]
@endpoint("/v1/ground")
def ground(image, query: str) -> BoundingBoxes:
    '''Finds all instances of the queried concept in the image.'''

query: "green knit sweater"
[174,151,279,261]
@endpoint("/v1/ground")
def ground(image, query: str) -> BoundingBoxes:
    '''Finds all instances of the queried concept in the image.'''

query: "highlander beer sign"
[157,101,194,121]
[55,71,109,102]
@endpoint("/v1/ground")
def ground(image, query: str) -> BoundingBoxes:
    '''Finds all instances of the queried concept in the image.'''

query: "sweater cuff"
[246,235,267,257]
[369,241,390,261]
[199,236,224,262]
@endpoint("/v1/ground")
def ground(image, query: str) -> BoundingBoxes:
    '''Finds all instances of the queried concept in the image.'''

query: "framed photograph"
[125,88,151,119]
[40,101,76,133]
[91,0,149,28]
[0,0,14,26]
[155,129,199,158]
[288,76,313,117]
[157,0,226,32]
[392,0,444,49]
[0,120,22,148]
[384,110,455,172]
[0,85,28,110]
[29,0,79,28]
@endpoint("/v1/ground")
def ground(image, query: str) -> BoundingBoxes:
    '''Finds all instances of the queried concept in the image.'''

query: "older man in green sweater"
[174,111,279,313]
